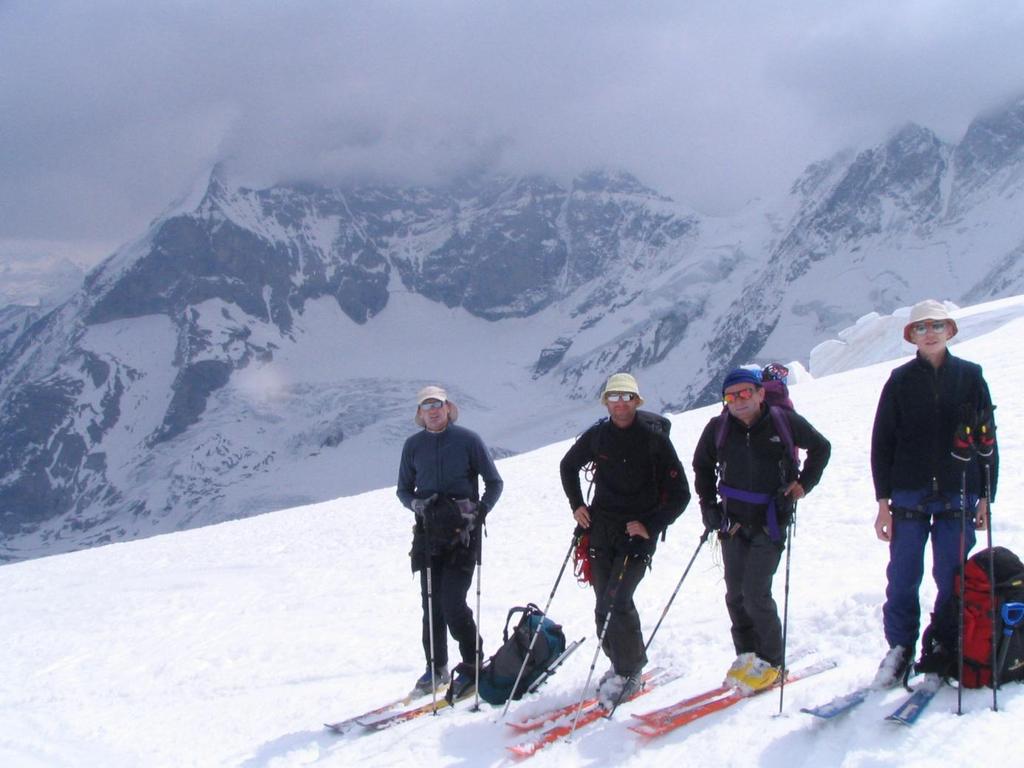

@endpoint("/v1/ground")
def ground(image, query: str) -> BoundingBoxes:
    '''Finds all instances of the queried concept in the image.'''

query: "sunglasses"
[722,387,757,405]
[419,400,446,411]
[910,320,948,336]
[606,393,638,403]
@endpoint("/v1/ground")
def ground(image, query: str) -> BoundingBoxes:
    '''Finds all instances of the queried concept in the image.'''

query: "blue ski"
[885,674,942,726]
[800,685,873,719]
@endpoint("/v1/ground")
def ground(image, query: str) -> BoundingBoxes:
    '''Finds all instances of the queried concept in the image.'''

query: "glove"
[625,535,651,560]
[951,404,975,462]
[701,503,724,532]
[410,493,438,517]
[976,405,996,458]
[454,498,479,548]
[454,497,479,525]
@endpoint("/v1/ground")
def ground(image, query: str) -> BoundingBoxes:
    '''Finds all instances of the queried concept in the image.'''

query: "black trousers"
[589,515,651,676]
[721,526,785,667]
[419,555,479,669]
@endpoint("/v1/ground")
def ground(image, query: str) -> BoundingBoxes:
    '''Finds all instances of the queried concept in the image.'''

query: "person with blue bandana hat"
[693,366,831,693]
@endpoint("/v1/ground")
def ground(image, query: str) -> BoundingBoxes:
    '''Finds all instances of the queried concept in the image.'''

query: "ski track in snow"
[2,303,1024,767]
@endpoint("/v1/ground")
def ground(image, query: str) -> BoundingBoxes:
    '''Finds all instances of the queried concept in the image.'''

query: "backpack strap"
[767,405,801,472]
[503,605,530,642]
[714,406,799,542]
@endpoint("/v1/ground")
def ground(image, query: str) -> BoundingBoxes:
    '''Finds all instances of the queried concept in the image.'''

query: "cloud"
[2,1,1023,262]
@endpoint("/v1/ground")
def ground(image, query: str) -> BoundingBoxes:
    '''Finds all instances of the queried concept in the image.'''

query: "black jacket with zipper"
[871,351,998,502]
[692,406,831,527]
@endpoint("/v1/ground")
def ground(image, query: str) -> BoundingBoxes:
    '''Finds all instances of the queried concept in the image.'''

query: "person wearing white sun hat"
[397,385,503,700]
[871,299,998,688]
[559,372,690,706]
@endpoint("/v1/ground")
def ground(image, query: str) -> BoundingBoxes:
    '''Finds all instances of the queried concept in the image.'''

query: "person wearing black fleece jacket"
[560,373,690,702]
[870,300,998,688]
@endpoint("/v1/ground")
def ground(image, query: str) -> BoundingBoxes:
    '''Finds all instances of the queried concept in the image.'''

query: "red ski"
[507,669,680,759]
[506,668,669,733]
[630,658,837,739]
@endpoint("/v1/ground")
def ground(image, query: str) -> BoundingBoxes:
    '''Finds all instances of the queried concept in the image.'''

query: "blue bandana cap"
[721,367,763,393]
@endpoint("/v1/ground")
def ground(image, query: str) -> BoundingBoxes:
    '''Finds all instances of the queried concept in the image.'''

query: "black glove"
[951,404,975,462]
[410,493,438,517]
[625,535,651,560]
[976,405,996,458]
[701,503,724,532]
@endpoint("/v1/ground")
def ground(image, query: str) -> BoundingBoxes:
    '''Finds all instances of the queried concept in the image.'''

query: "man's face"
[910,319,951,357]
[604,392,639,428]
[419,399,450,432]
[723,383,764,425]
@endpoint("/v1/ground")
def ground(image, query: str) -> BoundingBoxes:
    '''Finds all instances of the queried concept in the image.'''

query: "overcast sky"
[2,1,1023,266]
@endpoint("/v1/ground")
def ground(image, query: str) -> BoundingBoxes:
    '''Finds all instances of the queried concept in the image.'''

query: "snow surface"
[2,300,1023,767]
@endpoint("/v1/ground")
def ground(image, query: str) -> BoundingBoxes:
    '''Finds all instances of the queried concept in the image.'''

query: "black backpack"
[920,546,1024,687]
[476,604,567,705]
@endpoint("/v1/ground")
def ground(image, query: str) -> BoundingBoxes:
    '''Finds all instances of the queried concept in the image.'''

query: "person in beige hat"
[559,372,690,706]
[870,299,998,688]
[397,385,503,700]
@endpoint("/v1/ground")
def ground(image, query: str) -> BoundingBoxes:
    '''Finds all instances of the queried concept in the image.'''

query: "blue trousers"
[883,513,976,650]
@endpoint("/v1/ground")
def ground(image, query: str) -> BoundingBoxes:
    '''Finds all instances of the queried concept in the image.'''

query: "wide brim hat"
[600,372,645,405]
[903,299,959,342]
[414,385,459,426]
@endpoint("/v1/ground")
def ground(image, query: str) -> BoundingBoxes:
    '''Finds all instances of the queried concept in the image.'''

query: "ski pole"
[500,527,582,719]
[957,467,967,716]
[472,519,483,712]
[778,502,797,715]
[985,461,998,712]
[422,506,440,714]
[606,529,711,718]
[569,553,631,739]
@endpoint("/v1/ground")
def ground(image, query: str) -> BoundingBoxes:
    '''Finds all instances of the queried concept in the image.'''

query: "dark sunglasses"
[722,387,757,405]
[419,400,446,411]
[606,393,638,403]
[910,320,948,336]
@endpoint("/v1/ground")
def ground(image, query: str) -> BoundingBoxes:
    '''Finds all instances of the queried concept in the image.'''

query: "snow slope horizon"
[2,298,1023,767]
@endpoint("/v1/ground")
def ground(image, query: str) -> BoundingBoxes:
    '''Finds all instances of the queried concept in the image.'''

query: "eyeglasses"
[605,393,638,403]
[419,400,446,411]
[722,387,757,405]
[910,320,948,336]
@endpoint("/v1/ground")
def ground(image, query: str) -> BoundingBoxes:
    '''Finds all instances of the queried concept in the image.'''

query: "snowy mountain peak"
[6,100,1024,562]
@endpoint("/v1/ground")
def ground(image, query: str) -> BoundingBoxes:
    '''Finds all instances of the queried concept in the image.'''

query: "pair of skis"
[629,658,837,739]
[506,658,837,758]
[506,668,682,758]
[325,636,586,734]
[800,673,943,726]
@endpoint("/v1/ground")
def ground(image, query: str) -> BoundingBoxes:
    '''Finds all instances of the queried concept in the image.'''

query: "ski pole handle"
[1003,603,1024,633]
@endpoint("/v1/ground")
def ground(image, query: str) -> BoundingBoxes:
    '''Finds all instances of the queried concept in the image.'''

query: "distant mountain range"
[3,95,1023,562]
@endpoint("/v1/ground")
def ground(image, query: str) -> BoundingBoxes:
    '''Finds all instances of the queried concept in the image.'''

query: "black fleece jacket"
[559,417,690,538]
[871,351,998,501]
[692,406,831,526]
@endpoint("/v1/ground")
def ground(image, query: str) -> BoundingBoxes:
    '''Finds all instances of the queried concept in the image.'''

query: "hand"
[573,505,591,529]
[784,481,806,500]
[701,503,723,532]
[411,492,438,517]
[625,520,650,540]
[454,498,479,529]
[874,500,892,542]
[975,498,989,531]
[625,535,651,559]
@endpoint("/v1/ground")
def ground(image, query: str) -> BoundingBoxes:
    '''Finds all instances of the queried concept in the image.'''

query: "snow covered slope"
[1,297,1021,767]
